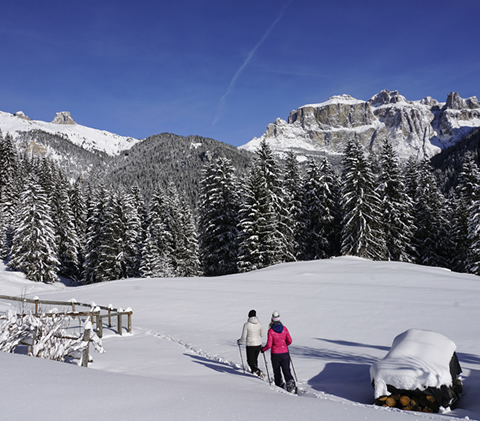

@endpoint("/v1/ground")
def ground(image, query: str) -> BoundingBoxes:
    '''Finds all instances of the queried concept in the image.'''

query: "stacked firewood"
[375,392,440,412]
[374,378,462,413]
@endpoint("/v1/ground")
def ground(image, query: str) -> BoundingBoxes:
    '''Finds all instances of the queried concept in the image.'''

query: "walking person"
[237,309,264,378]
[261,311,297,393]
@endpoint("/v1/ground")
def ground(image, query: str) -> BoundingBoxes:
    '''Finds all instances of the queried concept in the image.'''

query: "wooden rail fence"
[0,294,133,338]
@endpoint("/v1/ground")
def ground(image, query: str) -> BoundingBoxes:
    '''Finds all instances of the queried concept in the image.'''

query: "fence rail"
[0,294,133,338]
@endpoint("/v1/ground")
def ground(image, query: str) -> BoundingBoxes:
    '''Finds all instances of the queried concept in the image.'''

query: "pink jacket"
[262,323,292,354]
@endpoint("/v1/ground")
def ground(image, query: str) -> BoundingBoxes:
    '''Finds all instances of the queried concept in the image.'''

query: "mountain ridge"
[0,110,141,156]
[240,90,480,161]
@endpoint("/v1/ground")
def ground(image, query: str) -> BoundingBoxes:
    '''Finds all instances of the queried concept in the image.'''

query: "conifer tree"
[9,177,60,283]
[237,165,276,272]
[51,170,80,280]
[165,183,200,277]
[0,134,19,259]
[69,180,87,272]
[377,139,415,262]
[83,185,109,283]
[283,151,302,259]
[318,157,342,257]
[297,160,329,260]
[453,152,480,272]
[199,157,240,276]
[148,186,174,277]
[340,139,386,260]
[411,159,451,267]
[257,141,294,263]
[237,140,293,270]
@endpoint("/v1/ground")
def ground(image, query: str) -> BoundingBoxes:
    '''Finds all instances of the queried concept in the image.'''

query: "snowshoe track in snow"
[145,329,325,399]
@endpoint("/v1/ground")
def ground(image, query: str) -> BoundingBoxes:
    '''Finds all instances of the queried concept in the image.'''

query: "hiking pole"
[288,349,298,382]
[238,343,246,374]
[262,350,272,384]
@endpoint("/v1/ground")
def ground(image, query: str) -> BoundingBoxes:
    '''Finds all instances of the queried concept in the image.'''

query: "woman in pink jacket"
[262,311,296,393]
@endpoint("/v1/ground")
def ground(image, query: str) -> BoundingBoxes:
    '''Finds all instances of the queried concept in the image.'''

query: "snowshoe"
[256,370,264,379]
[286,380,297,394]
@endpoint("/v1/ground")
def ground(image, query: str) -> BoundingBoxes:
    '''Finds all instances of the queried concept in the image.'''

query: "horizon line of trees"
[2,131,480,284]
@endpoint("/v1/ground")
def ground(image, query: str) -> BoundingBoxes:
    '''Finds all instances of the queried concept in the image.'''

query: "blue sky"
[1,0,479,147]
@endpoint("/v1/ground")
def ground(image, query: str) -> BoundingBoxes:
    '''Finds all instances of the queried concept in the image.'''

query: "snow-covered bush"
[0,310,104,363]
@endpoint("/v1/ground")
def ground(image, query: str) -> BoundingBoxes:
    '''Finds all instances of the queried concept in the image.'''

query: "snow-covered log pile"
[370,329,462,413]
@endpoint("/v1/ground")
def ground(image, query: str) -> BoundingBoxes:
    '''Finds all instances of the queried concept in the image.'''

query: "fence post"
[108,304,113,327]
[70,299,76,319]
[34,297,39,316]
[81,327,91,367]
[127,308,132,333]
[95,310,103,338]
[117,309,123,336]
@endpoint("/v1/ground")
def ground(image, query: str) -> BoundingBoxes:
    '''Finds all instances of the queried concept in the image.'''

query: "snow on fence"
[0,294,133,338]
[0,295,133,367]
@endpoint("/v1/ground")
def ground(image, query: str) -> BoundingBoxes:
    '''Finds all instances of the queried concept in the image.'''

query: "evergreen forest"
[2,129,480,284]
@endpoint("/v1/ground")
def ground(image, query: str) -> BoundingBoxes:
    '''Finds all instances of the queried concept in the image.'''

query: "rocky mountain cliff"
[240,90,480,160]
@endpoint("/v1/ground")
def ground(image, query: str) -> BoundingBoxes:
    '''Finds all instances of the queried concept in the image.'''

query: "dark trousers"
[271,352,294,387]
[246,345,262,374]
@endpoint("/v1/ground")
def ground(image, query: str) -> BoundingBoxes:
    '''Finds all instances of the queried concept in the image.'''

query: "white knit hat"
[271,311,280,321]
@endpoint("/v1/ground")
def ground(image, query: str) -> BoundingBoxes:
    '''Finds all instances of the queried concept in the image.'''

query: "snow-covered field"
[1,257,479,421]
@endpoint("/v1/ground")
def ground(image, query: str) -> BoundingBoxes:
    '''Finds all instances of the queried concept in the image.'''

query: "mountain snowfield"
[240,90,480,160]
[0,110,141,156]
[1,257,480,421]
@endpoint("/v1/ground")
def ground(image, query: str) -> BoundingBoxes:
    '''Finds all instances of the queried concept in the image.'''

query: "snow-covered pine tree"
[0,133,19,258]
[340,139,386,260]
[96,192,129,281]
[318,157,342,257]
[297,160,329,260]
[199,157,240,276]
[51,169,81,280]
[411,159,451,267]
[128,185,149,277]
[83,185,109,284]
[377,139,415,262]
[467,198,480,275]
[0,133,18,194]
[283,151,302,259]
[9,176,60,283]
[139,227,161,278]
[121,189,143,278]
[147,186,174,277]
[453,152,480,272]
[237,164,276,272]
[176,197,201,277]
[238,140,294,271]
[69,180,87,273]
[165,182,200,277]
[256,140,295,264]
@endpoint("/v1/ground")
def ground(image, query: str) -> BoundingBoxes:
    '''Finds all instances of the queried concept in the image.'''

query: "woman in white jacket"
[237,309,264,377]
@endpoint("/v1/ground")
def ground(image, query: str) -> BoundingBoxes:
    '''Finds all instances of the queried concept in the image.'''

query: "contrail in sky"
[213,1,292,125]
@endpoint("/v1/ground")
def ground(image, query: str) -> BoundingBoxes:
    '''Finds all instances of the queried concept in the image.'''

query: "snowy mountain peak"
[368,89,408,106]
[51,111,76,125]
[445,91,480,110]
[240,90,480,160]
[0,110,142,156]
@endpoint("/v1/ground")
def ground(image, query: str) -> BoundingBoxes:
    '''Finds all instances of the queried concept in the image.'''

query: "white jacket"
[238,317,264,346]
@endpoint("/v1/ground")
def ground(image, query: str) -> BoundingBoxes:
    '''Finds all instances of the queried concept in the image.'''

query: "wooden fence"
[0,294,133,338]
[0,294,133,367]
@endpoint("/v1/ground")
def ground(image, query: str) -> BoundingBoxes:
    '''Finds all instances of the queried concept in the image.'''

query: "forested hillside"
[104,133,253,207]
[3,128,480,285]
[431,127,480,195]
